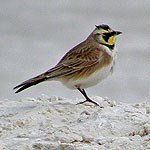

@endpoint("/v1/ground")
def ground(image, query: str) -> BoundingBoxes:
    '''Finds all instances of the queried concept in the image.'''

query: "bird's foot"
[77,98,99,106]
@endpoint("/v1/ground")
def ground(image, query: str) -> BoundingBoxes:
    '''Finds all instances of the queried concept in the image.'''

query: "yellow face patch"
[101,29,112,33]
[108,29,113,33]
[108,36,115,45]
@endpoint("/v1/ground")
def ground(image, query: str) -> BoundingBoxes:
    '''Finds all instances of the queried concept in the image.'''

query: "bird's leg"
[77,88,99,106]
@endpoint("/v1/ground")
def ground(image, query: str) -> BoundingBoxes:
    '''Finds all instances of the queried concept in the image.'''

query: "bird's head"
[92,24,122,48]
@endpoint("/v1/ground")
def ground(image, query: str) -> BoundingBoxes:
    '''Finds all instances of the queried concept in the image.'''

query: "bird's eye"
[103,33,109,42]
[96,33,101,35]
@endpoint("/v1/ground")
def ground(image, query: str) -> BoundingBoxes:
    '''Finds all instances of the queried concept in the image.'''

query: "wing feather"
[14,39,112,93]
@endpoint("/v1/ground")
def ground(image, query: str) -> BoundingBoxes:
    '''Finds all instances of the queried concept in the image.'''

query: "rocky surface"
[0,95,150,150]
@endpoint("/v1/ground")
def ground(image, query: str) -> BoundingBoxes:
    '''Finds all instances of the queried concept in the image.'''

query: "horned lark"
[14,24,122,105]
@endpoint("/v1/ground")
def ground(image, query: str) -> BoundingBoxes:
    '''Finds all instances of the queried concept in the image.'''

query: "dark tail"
[13,74,48,93]
[13,63,73,93]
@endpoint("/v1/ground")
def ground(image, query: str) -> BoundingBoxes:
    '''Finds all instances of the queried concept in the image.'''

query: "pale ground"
[0,95,150,150]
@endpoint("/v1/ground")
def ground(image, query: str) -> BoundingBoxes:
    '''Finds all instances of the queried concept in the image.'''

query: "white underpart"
[61,45,117,90]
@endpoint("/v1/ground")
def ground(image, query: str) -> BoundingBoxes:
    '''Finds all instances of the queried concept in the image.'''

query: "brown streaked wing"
[45,46,112,80]
[60,48,112,80]
[14,38,112,93]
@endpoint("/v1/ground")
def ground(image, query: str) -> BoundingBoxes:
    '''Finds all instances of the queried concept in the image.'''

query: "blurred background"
[0,0,149,103]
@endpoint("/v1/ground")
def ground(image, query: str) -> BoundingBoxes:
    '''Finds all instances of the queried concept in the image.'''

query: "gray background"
[0,0,150,103]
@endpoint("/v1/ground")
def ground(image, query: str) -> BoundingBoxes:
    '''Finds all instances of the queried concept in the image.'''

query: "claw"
[76,99,99,106]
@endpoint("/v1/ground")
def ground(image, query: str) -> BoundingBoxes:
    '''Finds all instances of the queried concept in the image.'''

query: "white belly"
[61,46,117,89]
[61,62,114,89]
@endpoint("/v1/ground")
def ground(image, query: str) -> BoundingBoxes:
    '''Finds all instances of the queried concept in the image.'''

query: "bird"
[13,24,122,106]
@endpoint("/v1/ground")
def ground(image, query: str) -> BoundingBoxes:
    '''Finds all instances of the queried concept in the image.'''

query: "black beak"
[114,31,122,35]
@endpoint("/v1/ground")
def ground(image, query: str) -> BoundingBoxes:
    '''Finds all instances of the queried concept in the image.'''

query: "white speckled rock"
[0,95,150,150]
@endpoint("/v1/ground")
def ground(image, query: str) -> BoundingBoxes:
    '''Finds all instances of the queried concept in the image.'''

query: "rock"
[0,95,150,150]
